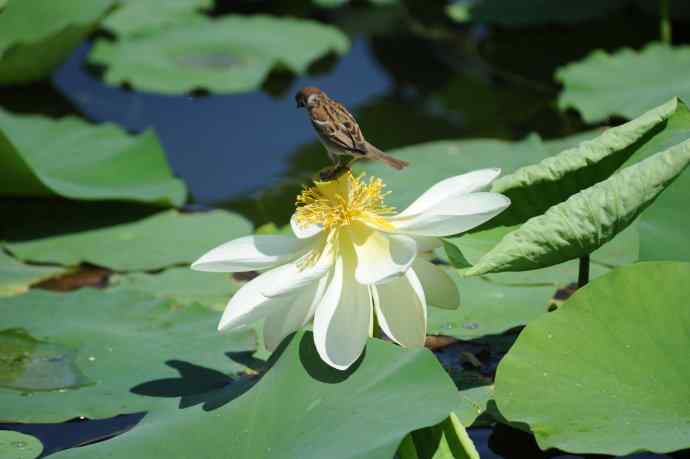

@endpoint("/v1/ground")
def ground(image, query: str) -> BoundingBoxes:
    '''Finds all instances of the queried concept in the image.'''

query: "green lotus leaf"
[494,262,690,455]
[491,98,690,226]
[465,137,690,275]
[557,44,690,123]
[0,251,66,297]
[52,331,458,459]
[0,431,43,459]
[447,0,627,26]
[103,0,212,37]
[0,109,186,206]
[0,0,112,84]
[0,288,256,423]
[111,267,241,310]
[4,209,252,271]
[89,15,350,94]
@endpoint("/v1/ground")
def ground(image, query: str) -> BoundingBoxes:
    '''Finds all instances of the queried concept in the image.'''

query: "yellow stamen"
[294,172,395,232]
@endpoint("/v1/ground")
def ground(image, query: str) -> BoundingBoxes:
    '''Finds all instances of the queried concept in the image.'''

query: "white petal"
[373,269,427,348]
[191,235,307,273]
[412,258,460,309]
[396,169,501,218]
[260,241,334,298]
[262,274,330,352]
[217,267,296,332]
[391,192,510,237]
[313,256,372,370]
[290,213,323,239]
[349,222,417,285]
[412,236,443,253]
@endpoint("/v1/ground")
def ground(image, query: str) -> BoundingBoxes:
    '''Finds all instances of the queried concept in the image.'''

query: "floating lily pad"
[494,262,690,455]
[90,15,350,94]
[447,0,627,26]
[0,251,66,297]
[0,431,43,459]
[112,267,241,310]
[0,288,256,423]
[557,44,690,123]
[0,109,186,206]
[5,209,252,271]
[0,0,112,84]
[103,0,212,37]
[52,331,458,459]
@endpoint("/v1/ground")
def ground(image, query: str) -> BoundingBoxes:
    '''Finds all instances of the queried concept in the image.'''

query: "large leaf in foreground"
[557,44,690,123]
[494,262,690,454]
[5,210,252,271]
[491,98,690,226]
[0,109,186,206]
[0,251,65,297]
[0,0,111,84]
[466,138,690,275]
[54,331,458,459]
[0,288,256,423]
[90,15,350,94]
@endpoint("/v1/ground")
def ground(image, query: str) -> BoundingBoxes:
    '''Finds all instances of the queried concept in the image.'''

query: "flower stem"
[397,434,419,459]
[578,255,590,288]
[660,0,672,44]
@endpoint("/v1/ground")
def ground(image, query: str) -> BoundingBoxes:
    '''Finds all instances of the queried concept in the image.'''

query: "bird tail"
[366,142,409,170]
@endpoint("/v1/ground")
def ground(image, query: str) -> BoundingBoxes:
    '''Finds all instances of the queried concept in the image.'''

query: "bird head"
[296,87,324,108]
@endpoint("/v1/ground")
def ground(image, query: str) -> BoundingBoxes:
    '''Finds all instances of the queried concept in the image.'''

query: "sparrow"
[295,87,409,173]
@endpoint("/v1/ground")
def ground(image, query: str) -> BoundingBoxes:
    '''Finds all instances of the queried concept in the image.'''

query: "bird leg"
[318,156,353,181]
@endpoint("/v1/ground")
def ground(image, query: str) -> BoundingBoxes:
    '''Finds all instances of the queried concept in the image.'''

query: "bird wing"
[311,99,367,155]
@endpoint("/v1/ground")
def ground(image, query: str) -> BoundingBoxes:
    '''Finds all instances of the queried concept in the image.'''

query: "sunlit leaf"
[0,109,186,206]
[466,137,690,275]
[5,210,252,271]
[0,288,256,423]
[557,44,690,123]
[89,15,350,94]
[0,0,112,84]
[492,98,690,226]
[52,331,458,459]
[494,262,690,455]
[0,251,66,297]
[0,431,43,459]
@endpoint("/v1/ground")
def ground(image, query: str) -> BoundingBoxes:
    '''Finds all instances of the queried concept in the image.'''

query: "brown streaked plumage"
[296,87,409,171]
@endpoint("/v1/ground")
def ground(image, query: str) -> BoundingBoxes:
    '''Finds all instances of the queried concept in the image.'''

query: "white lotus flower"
[192,169,509,370]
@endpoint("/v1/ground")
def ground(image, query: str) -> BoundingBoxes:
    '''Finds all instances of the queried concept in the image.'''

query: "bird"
[295,87,409,176]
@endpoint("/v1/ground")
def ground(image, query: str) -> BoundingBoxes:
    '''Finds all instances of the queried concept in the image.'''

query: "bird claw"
[318,162,351,181]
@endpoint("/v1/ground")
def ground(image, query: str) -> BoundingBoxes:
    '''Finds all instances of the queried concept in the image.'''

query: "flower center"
[294,172,395,232]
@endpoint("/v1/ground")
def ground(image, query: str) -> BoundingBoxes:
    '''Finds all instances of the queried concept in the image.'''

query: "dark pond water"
[1,1,688,457]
